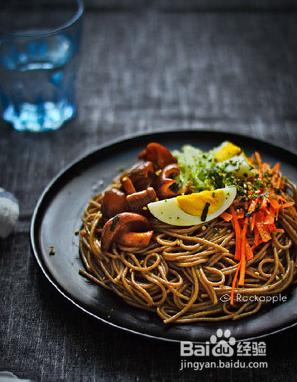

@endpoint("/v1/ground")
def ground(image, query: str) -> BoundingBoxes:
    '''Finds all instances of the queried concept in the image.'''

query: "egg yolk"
[214,142,242,162]
[177,190,226,216]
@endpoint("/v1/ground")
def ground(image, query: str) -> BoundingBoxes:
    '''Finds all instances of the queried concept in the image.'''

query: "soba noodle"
[79,175,297,324]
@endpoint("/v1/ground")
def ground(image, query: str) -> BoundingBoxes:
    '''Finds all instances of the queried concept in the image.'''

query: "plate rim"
[30,128,297,343]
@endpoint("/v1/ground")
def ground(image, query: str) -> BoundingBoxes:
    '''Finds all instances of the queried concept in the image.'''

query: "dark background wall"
[1,0,297,10]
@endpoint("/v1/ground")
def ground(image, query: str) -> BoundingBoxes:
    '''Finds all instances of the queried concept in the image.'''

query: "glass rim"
[1,0,84,41]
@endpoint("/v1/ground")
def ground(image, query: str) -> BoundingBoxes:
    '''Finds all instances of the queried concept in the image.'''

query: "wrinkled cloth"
[0,372,33,382]
[0,188,19,239]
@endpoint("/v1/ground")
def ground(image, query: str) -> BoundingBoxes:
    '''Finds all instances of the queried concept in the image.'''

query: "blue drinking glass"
[0,0,84,132]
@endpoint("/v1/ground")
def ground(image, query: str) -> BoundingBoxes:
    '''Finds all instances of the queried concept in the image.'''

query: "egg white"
[148,186,237,226]
[220,154,252,178]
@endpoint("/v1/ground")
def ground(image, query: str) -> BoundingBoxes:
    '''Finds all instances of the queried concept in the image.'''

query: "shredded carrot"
[236,209,245,219]
[280,201,295,209]
[264,207,275,225]
[255,210,265,225]
[221,211,233,222]
[269,197,280,211]
[272,162,280,173]
[275,176,282,189]
[271,166,281,188]
[272,228,285,234]
[228,152,292,303]
[255,151,263,177]
[254,228,262,246]
[230,206,241,261]
[250,213,256,231]
[255,151,262,166]
[238,218,248,286]
[260,197,268,210]
[276,194,287,203]
[238,252,246,286]
[241,218,248,242]
[269,196,280,219]
[246,242,254,260]
[257,223,271,242]
[230,262,241,305]
[248,198,258,214]
[266,223,277,233]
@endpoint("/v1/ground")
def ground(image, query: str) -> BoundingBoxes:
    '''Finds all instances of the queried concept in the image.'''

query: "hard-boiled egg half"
[213,141,242,162]
[213,141,253,178]
[148,186,237,226]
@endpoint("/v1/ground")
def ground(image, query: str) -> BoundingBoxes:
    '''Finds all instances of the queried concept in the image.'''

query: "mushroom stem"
[126,187,157,212]
[101,212,152,252]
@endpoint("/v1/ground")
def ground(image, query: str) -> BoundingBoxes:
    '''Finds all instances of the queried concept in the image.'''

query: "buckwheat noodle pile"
[79,177,297,324]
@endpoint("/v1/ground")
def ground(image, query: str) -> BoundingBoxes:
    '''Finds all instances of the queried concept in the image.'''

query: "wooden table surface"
[0,3,297,381]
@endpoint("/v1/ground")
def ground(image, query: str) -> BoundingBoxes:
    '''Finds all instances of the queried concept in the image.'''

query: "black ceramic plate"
[31,130,297,342]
